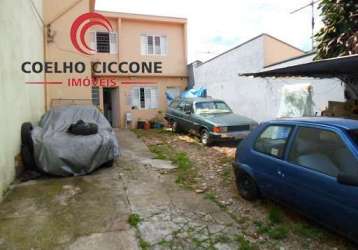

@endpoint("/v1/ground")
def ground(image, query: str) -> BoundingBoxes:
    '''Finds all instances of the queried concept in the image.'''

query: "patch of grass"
[173,152,197,188]
[204,192,226,209]
[221,168,232,183]
[128,213,141,227]
[235,235,257,250]
[204,192,216,201]
[214,234,232,244]
[268,207,283,225]
[292,222,322,239]
[254,220,288,240]
[139,238,150,250]
[267,225,289,240]
[148,144,174,160]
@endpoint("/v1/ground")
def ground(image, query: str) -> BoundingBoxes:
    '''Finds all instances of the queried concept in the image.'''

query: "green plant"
[128,213,141,227]
[139,238,150,250]
[267,225,289,240]
[148,144,173,160]
[292,222,322,239]
[268,207,283,225]
[254,220,288,240]
[235,235,256,250]
[174,152,197,188]
[315,0,358,59]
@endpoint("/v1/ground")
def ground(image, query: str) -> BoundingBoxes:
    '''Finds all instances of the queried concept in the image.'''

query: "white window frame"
[140,34,167,56]
[90,31,118,54]
[130,86,159,110]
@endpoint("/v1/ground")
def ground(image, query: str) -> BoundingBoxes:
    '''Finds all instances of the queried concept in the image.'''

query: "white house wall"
[0,0,45,200]
[193,41,345,123]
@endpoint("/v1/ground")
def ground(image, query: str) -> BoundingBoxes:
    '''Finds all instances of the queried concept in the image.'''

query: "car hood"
[200,113,257,126]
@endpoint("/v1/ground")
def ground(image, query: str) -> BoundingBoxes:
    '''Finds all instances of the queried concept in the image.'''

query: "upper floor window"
[141,35,167,56]
[90,31,118,54]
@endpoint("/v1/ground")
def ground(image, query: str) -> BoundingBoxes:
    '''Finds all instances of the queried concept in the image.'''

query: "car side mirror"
[337,173,358,186]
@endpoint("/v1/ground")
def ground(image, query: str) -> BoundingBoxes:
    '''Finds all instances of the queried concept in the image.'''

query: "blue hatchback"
[232,117,358,242]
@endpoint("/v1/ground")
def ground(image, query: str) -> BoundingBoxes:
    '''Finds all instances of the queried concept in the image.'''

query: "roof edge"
[96,10,187,23]
[264,51,316,68]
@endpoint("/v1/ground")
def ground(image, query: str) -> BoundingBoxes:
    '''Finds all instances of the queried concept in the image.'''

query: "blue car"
[233,117,358,242]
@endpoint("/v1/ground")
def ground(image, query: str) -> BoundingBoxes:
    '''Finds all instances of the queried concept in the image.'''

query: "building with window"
[45,8,188,128]
[189,34,345,123]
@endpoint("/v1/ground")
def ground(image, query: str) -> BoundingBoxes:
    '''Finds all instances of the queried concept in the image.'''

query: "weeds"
[139,239,150,250]
[292,222,322,239]
[128,213,141,227]
[268,207,283,225]
[235,235,257,250]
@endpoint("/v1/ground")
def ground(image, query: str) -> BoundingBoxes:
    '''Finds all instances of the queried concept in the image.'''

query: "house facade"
[190,34,345,123]
[44,5,188,128]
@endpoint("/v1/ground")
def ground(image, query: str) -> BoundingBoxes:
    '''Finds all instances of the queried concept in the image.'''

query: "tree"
[314,0,358,60]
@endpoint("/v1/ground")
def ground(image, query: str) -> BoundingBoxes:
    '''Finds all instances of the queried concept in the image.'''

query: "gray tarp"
[31,105,120,176]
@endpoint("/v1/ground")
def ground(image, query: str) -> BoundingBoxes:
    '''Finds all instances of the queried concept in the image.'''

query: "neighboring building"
[92,11,188,128]
[190,34,345,123]
[0,0,45,200]
[44,7,188,128]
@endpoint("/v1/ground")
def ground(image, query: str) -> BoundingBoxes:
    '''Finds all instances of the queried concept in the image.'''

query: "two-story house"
[91,12,188,128]
[44,5,188,128]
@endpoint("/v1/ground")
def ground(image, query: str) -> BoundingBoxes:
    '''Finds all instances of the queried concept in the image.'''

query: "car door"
[249,124,294,202]
[180,102,194,131]
[171,100,186,127]
[281,126,358,239]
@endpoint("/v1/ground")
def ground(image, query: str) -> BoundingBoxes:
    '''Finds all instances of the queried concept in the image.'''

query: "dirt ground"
[133,128,357,250]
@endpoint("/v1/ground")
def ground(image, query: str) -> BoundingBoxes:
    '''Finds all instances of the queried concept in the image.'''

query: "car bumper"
[211,130,251,141]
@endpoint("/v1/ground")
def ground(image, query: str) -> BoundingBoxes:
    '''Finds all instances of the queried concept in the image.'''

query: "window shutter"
[150,87,159,109]
[131,87,140,108]
[109,32,118,54]
[140,35,147,55]
[90,31,97,52]
[144,88,151,109]
[160,36,167,55]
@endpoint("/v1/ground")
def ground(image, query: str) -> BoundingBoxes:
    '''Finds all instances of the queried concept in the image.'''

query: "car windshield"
[348,129,358,147]
[195,101,232,114]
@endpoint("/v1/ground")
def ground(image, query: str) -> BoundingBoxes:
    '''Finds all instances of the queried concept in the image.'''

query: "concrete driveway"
[0,130,242,250]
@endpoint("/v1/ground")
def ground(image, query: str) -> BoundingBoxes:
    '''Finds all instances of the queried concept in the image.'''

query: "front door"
[250,124,294,201]
[281,126,358,239]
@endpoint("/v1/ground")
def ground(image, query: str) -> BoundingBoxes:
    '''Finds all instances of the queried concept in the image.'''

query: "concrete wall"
[193,36,345,123]
[0,0,45,199]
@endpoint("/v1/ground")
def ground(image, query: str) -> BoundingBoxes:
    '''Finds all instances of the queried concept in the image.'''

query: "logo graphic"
[70,12,112,55]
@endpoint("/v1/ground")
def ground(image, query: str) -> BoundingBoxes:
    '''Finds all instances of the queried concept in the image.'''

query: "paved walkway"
[0,130,241,250]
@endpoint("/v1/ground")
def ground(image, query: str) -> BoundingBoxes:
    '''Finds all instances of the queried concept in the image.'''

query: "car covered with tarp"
[21,105,119,176]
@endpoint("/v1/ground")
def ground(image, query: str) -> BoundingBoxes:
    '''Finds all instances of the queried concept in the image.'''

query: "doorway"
[103,87,120,128]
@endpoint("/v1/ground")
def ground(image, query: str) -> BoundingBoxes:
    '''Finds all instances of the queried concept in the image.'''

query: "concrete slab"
[0,129,243,250]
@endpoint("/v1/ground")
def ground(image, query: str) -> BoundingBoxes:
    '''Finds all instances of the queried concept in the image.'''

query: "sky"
[96,0,323,63]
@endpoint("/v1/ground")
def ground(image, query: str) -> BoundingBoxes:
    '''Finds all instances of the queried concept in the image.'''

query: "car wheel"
[201,129,212,146]
[102,159,114,168]
[21,122,33,150]
[21,144,37,170]
[236,171,259,201]
[172,121,181,133]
